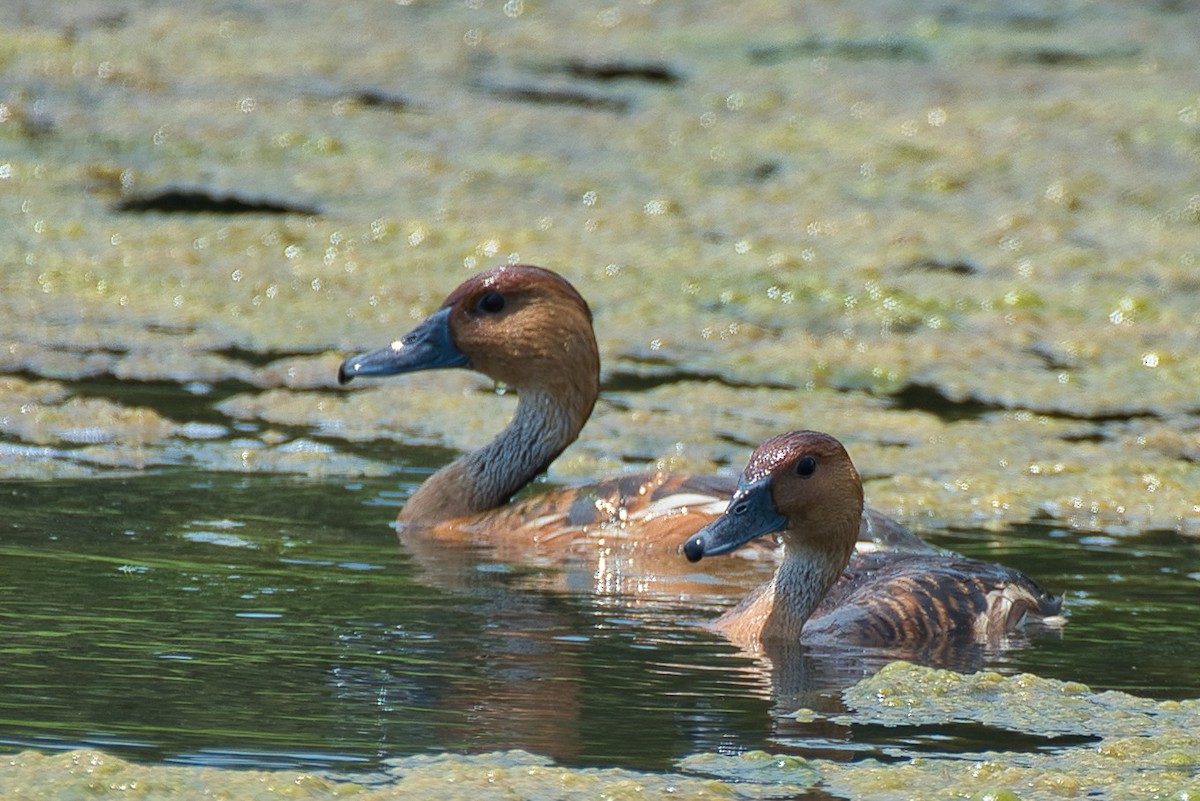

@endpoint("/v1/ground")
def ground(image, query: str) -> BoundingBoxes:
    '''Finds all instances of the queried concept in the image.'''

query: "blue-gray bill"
[338,306,468,385]
[683,475,786,562]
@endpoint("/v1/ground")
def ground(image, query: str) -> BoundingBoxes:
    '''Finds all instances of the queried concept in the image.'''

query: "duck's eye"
[796,455,817,478]
[477,292,506,314]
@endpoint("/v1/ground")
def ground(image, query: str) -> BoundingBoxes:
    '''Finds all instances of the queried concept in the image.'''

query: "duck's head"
[683,430,863,563]
[338,264,598,393]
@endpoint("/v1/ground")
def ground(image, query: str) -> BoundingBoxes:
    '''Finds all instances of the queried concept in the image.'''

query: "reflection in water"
[328,600,591,762]
[0,471,1198,777]
[341,525,770,765]
[387,511,1067,767]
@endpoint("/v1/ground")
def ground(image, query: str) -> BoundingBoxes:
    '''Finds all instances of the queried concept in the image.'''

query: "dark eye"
[796,455,817,478]
[477,292,506,314]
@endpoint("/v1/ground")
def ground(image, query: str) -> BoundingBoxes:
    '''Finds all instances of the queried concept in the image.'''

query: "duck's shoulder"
[806,551,1063,644]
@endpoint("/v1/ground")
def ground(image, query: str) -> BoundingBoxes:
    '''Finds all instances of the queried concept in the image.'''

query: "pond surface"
[3,0,1200,796]
[2,457,1198,777]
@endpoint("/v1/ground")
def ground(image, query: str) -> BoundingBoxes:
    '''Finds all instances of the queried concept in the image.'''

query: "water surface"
[2,0,1199,796]
[3,465,1198,777]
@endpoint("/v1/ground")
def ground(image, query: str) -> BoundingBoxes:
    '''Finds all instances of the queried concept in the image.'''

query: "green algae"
[677,750,818,796]
[3,0,1200,533]
[837,660,1200,738]
[216,375,1200,535]
[811,661,1200,800]
[0,748,807,801]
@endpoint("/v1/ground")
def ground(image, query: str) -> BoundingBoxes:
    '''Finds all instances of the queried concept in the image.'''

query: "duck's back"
[804,551,1064,645]
[460,471,738,552]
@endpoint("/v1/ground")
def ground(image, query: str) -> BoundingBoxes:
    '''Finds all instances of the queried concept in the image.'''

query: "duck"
[683,430,1064,648]
[337,265,920,578]
[339,264,601,525]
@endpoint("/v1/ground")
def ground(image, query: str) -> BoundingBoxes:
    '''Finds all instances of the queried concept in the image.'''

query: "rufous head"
[338,264,599,392]
[683,430,864,562]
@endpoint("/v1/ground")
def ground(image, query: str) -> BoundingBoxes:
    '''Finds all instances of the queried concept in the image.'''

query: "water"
[0,472,759,770]
[2,467,1197,776]
[968,525,1200,700]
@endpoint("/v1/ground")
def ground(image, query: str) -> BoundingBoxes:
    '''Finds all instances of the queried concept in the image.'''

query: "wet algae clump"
[0,748,812,800]
[816,661,1200,800]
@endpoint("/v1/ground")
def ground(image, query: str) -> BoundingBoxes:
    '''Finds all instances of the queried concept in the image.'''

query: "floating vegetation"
[814,662,1200,800]
[1,1,1199,796]
[0,748,808,800]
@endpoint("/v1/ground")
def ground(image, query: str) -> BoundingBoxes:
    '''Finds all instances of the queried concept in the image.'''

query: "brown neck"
[400,379,597,524]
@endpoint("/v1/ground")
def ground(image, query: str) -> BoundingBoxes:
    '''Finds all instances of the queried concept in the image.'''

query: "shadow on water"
[2,468,1199,775]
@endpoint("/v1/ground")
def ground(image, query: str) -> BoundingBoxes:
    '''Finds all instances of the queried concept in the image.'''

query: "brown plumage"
[338,266,921,582]
[683,430,1064,649]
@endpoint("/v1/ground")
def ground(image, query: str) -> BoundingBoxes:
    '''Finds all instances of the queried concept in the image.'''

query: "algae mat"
[2,664,1196,800]
[3,0,1200,796]
[2,0,1199,534]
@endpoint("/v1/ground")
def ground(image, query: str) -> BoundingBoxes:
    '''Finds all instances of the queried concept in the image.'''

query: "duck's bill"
[683,476,785,562]
[338,306,468,385]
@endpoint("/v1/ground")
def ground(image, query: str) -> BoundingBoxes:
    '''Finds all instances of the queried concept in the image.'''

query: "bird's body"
[684,431,1064,649]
